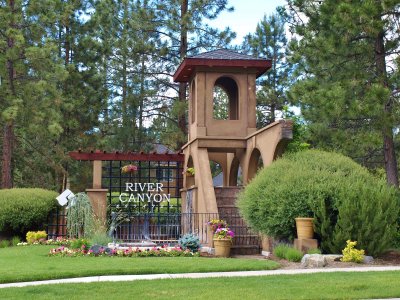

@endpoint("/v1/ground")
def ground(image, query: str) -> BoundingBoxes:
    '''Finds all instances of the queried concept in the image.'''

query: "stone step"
[233,235,260,244]
[216,197,238,206]
[218,206,239,214]
[215,187,261,255]
[214,186,242,195]
[214,187,241,198]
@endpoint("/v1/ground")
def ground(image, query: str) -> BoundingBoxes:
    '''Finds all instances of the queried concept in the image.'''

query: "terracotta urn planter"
[295,217,314,239]
[213,238,232,257]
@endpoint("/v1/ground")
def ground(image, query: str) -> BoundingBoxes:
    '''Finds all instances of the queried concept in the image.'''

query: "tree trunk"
[65,25,70,65]
[121,1,129,151]
[177,0,188,149]
[375,30,399,187]
[138,55,145,149]
[1,122,14,189]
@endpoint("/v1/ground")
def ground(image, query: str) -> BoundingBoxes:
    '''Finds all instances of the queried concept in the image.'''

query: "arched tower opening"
[213,76,239,120]
[247,148,264,183]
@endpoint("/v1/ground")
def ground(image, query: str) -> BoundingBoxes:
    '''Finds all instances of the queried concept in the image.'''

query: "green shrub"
[285,248,303,262]
[70,238,91,250]
[394,230,400,249]
[89,232,112,246]
[238,150,399,256]
[273,244,303,262]
[307,248,322,254]
[11,236,21,247]
[0,188,58,236]
[273,244,291,259]
[0,240,10,248]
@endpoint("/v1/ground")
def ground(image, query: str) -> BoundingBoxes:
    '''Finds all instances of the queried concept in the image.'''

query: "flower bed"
[18,237,71,247]
[48,245,199,257]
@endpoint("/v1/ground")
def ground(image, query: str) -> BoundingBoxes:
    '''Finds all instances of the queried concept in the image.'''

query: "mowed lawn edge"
[1,271,400,299]
[0,245,278,284]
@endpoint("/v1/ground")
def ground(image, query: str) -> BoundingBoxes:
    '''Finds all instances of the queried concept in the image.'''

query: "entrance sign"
[119,182,171,203]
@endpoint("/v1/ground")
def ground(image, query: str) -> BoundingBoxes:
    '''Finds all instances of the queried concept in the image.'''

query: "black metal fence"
[46,208,261,250]
[110,211,260,247]
[46,206,67,239]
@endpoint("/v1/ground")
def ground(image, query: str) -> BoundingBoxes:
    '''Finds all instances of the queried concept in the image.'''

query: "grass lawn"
[0,245,278,283]
[1,271,400,299]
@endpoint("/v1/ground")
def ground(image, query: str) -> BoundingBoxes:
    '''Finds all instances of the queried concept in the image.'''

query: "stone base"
[261,251,270,257]
[200,246,215,255]
[294,238,318,253]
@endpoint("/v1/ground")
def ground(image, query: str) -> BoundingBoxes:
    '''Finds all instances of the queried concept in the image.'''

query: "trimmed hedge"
[237,150,399,256]
[0,188,58,236]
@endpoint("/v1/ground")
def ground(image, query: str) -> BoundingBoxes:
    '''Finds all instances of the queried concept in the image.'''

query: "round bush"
[237,150,399,256]
[0,188,58,236]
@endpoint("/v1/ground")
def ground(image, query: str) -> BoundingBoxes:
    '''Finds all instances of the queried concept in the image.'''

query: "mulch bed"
[374,250,400,265]
[229,250,400,269]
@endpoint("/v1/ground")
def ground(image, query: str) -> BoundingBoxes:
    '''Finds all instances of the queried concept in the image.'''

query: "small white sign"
[56,189,75,206]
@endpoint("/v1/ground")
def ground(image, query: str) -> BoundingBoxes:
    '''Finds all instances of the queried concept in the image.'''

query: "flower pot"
[295,217,314,239]
[213,238,232,257]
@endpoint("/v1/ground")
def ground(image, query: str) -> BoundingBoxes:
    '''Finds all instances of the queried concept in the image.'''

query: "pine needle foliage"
[237,150,399,256]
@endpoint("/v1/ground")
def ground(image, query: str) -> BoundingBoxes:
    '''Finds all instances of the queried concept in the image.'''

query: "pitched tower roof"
[173,49,271,82]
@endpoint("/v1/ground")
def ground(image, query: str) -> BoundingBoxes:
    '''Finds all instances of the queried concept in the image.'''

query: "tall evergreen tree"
[0,0,67,188]
[152,0,235,149]
[286,0,400,186]
[242,10,292,127]
[89,0,163,152]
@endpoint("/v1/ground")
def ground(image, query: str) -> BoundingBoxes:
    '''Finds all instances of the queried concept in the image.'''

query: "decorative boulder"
[89,244,112,255]
[301,254,327,268]
[363,256,374,264]
[324,254,343,264]
[89,244,103,255]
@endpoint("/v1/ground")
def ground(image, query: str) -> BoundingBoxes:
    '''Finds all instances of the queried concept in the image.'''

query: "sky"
[209,0,287,44]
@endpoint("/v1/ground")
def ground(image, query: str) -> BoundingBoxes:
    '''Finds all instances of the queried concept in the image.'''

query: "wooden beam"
[69,151,184,162]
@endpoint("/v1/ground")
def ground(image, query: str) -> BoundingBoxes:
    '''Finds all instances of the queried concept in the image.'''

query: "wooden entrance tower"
[174,49,292,213]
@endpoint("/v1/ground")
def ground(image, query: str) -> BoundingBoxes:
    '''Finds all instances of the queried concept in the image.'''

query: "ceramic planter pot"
[213,238,232,257]
[295,217,314,239]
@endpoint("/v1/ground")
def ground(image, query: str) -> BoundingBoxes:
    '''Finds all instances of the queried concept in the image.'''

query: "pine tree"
[0,0,67,188]
[152,0,235,149]
[286,0,400,186]
[242,10,292,127]
[89,0,164,152]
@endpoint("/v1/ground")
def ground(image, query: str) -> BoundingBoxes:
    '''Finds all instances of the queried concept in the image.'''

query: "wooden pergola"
[69,150,184,223]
